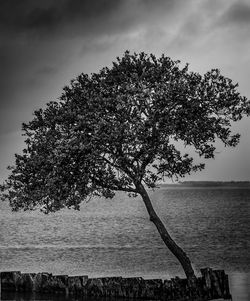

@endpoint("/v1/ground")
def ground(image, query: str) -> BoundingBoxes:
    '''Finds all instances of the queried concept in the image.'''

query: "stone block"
[99,277,123,297]
[0,268,231,301]
[0,271,21,291]
[51,275,69,294]
[86,278,105,297]
[200,268,213,299]
[143,279,163,299]
[32,273,52,292]
[120,277,145,299]
[16,273,36,292]
[68,275,88,295]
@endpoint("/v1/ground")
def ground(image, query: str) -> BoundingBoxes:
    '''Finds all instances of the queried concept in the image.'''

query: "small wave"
[0,244,162,250]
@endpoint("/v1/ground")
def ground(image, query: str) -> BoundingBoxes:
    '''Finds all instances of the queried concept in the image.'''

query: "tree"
[1,51,249,283]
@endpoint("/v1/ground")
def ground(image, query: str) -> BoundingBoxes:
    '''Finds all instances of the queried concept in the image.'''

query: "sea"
[0,186,250,301]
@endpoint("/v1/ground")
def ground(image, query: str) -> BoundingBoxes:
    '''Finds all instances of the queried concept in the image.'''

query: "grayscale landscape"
[0,1,250,301]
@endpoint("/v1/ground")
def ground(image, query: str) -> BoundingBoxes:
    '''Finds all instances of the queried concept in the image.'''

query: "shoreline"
[0,268,231,301]
[1,270,249,300]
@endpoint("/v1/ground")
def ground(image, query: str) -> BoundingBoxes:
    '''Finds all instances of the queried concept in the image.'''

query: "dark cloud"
[0,0,125,38]
[25,5,61,32]
[220,2,250,26]
[0,0,184,39]
[0,0,184,95]
[0,0,250,183]
[0,0,188,136]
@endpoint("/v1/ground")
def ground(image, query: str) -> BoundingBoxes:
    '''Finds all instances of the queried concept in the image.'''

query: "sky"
[0,0,250,183]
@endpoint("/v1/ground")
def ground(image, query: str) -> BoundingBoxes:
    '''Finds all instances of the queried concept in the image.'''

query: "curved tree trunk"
[136,183,196,284]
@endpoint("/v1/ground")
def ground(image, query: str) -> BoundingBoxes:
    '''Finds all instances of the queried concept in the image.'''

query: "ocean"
[0,186,250,300]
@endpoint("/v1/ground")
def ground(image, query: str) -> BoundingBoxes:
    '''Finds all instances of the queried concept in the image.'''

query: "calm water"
[0,187,250,300]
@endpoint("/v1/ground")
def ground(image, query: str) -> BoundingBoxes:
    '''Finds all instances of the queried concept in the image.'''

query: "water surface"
[1,187,250,300]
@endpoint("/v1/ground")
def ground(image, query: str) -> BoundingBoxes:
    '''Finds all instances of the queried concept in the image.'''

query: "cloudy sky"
[0,0,250,183]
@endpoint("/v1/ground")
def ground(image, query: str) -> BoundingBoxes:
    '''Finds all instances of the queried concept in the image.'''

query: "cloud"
[0,0,195,138]
[162,0,250,69]
[0,0,250,183]
[35,65,59,76]
[0,0,126,38]
[219,2,250,27]
[0,0,190,40]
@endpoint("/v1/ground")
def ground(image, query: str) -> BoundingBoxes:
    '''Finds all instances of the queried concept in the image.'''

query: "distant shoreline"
[160,181,250,187]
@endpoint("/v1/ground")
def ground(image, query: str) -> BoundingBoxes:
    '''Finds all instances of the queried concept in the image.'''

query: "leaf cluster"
[1,51,249,213]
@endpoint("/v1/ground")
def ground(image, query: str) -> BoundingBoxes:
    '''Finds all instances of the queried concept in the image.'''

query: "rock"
[32,272,53,292]
[86,278,104,297]
[0,271,21,291]
[52,275,69,294]
[120,277,145,299]
[200,268,232,300]
[99,277,123,297]
[143,279,163,299]
[211,269,232,300]
[68,275,88,295]
[16,273,36,291]
[0,268,232,300]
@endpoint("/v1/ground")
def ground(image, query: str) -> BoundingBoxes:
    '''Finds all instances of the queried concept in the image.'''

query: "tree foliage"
[1,51,249,213]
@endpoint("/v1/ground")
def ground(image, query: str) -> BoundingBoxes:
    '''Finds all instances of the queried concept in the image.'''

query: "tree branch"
[91,175,137,194]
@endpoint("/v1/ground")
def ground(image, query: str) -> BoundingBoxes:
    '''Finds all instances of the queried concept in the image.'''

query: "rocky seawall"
[0,268,231,300]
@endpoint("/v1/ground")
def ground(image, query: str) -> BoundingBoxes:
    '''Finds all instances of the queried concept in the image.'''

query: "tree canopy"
[1,51,249,214]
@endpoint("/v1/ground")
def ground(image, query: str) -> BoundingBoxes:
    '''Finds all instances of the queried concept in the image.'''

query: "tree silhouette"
[1,51,249,282]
